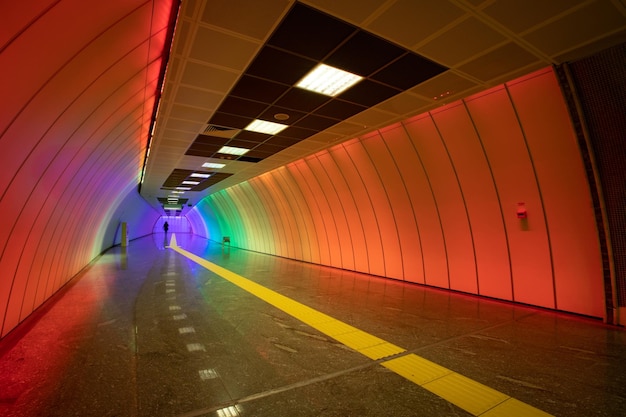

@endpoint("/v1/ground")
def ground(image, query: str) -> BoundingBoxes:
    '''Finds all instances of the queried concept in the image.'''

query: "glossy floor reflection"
[1,234,624,417]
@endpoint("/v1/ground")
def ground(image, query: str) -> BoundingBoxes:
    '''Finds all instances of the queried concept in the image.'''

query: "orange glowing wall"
[194,68,604,318]
[0,0,175,338]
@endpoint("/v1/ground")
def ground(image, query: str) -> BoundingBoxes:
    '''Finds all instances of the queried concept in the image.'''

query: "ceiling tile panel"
[192,134,230,145]
[370,53,447,89]
[234,130,272,142]
[259,106,307,125]
[267,2,357,60]
[482,0,580,34]
[169,104,213,121]
[338,79,401,107]
[275,88,332,112]
[164,118,205,132]
[218,96,269,118]
[375,92,431,116]
[416,17,507,67]
[325,30,405,75]
[294,114,340,130]
[209,112,254,129]
[174,86,223,109]
[230,75,291,103]
[200,0,290,40]
[247,46,317,84]
[521,1,626,58]
[366,0,466,48]
[278,125,318,140]
[189,27,260,70]
[252,143,287,154]
[313,99,367,119]
[302,0,389,25]
[456,43,540,82]
[180,62,239,93]
[267,136,301,147]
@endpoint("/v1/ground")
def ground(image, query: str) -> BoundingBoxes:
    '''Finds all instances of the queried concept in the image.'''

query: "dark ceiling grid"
[161,168,233,194]
[181,2,448,167]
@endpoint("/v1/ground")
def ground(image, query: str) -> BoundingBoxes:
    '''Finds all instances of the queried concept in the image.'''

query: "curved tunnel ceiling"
[142,0,626,213]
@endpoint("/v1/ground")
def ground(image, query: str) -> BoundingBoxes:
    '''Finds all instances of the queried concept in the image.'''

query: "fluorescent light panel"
[176,187,191,190]
[182,180,200,185]
[190,173,211,178]
[296,64,363,97]
[202,162,225,169]
[244,119,288,135]
[218,146,249,156]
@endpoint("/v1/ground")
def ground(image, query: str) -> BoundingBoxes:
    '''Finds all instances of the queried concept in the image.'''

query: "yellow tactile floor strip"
[169,235,554,416]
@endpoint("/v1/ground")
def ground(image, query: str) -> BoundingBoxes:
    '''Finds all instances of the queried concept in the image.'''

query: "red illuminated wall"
[0,1,174,338]
[195,68,604,318]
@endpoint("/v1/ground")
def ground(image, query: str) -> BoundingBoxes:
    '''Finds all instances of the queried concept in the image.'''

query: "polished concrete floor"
[0,233,625,417]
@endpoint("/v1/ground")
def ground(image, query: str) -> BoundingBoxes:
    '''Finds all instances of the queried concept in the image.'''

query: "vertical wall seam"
[400,120,451,288]
[380,130,426,283]
[250,180,284,256]
[293,162,332,266]
[272,170,308,261]
[463,99,515,300]
[429,113,480,293]
[341,142,386,276]
[279,167,318,263]
[312,154,346,268]
[262,176,298,258]
[325,149,363,272]
[505,83,558,310]
[362,132,406,280]
[303,158,341,267]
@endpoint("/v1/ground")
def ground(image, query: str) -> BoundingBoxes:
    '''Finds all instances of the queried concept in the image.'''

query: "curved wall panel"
[195,67,604,318]
[0,0,175,337]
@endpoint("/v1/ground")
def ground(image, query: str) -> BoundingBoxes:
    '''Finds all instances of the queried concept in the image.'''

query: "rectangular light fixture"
[172,190,184,194]
[296,64,363,97]
[218,145,250,156]
[176,187,191,190]
[190,173,211,178]
[202,162,226,169]
[244,119,288,135]
[182,180,200,185]
[164,204,182,210]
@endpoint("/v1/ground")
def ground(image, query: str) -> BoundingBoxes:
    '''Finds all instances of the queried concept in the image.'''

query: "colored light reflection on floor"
[168,234,553,417]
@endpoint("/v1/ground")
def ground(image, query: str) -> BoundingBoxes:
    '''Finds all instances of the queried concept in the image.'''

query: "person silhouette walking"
[163,221,169,234]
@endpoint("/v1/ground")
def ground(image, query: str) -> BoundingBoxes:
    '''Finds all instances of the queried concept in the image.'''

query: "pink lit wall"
[192,68,604,318]
[0,0,175,337]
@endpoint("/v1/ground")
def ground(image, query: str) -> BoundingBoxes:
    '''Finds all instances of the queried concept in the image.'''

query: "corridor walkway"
[1,234,624,416]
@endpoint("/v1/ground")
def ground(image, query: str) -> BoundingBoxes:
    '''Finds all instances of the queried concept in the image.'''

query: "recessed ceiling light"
[218,146,250,156]
[172,190,185,194]
[176,187,191,190]
[244,119,288,135]
[182,180,200,185]
[202,162,226,169]
[296,64,363,97]
[190,173,211,178]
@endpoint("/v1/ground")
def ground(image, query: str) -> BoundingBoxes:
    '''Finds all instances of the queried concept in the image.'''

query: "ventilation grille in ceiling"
[202,124,240,138]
